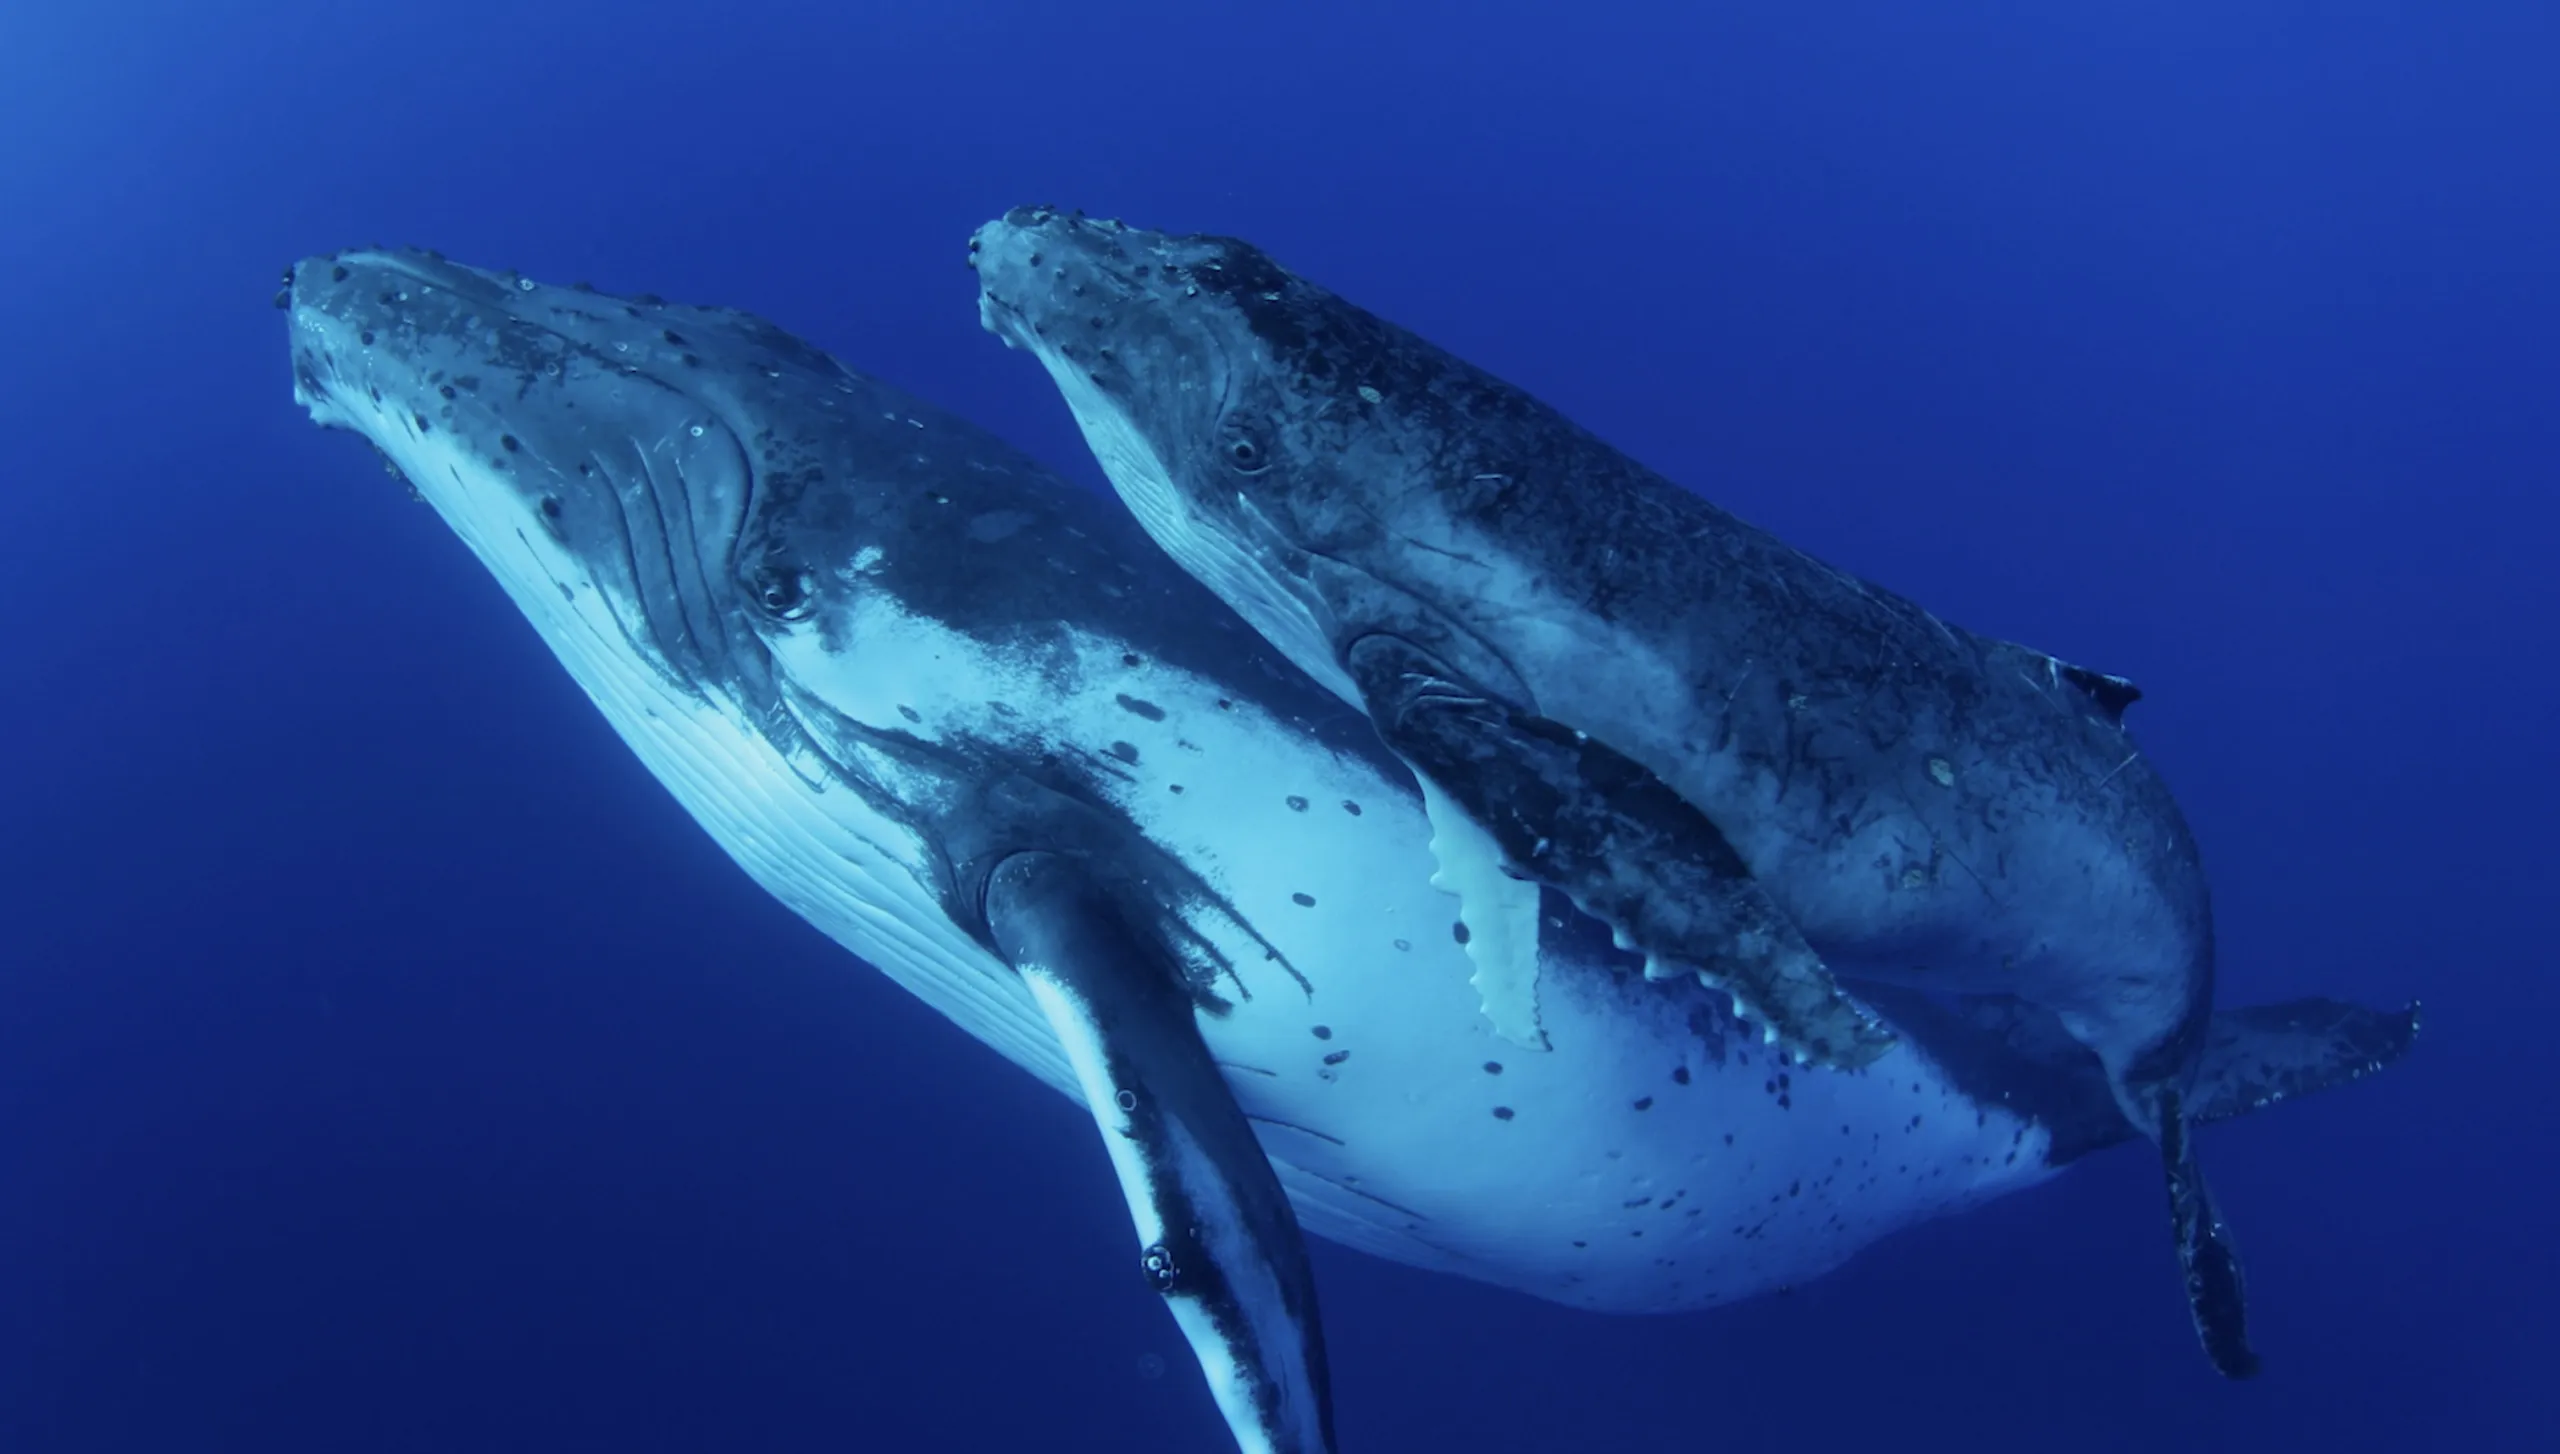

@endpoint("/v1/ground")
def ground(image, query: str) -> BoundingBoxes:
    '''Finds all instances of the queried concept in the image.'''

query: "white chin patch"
[1026,346,1362,708]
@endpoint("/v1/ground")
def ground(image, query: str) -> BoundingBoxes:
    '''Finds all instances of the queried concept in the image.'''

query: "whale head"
[970,208,1422,705]
[284,250,1037,1028]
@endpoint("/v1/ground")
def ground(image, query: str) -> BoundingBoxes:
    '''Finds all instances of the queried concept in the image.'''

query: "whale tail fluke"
[2161,1092,2262,1379]
[2189,997,2423,1127]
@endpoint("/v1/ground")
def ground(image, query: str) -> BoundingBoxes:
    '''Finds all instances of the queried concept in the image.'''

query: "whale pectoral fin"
[1343,633,1894,1069]
[1414,773,1550,1050]
[2189,997,2423,1125]
[984,851,1336,1454]
[2159,1090,2261,1380]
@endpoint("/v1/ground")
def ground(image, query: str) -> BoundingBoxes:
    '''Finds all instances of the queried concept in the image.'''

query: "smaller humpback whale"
[283,249,2414,1451]
[971,207,2416,1378]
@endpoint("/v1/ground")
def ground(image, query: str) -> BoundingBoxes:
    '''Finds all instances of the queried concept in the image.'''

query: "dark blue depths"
[2,2,2552,1450]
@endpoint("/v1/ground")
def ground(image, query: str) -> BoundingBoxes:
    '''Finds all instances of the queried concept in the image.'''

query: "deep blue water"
[5,3,2554,1449]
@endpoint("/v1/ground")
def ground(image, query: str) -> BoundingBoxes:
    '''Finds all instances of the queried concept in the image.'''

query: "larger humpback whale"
[971,207,2419,1379]
[284,249,2413,1449]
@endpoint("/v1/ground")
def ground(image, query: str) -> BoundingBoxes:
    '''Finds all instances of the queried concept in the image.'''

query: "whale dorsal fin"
[2057,661,2143,723]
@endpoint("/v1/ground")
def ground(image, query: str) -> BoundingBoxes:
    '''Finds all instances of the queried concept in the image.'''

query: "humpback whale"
[971,207,2417,1380]
[284,249,2413,1449]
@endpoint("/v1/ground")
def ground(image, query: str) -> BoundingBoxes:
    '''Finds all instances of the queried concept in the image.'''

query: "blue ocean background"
[5,2,2553,1449]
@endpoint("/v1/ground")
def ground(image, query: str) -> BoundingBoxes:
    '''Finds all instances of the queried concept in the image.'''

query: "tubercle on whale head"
[287,248,600,523]
[284,248,720,495]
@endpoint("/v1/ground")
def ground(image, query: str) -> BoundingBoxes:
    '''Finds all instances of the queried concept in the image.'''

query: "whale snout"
[280,247,621,537]
[283,251,383,417]
[280,248,712,501]
[971,208,1105,348]
[282,248,499,425]
[968,207,1208,354]
[282,247,766,701]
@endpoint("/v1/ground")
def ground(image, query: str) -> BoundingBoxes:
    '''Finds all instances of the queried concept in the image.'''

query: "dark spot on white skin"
[1482,1061,1503,1075]
[1115,693,1166,722]
[1633,1097,1654,1111]
[1108,741,1139,763]
[1341,800,1362,816]
[1169,784,1185,795]
[1291,892,1315,907]
[1492,1106,1515,1121]
[1452,921,1471,945]
[1322,1050,1348,1066]
[1311,1025,1333,1040]
[1285,795,1308,812]
[1392,938,1410,951]
[1672,1066,1691,1085]
[898,705,923,724]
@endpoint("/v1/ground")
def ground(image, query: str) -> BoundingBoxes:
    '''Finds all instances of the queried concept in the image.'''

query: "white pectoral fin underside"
[984,852,1336,1454]
[1416,774,1550,1051]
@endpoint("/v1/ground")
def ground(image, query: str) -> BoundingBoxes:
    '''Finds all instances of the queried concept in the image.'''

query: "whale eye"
[1220,423,1271,476]
[750,564,817,622]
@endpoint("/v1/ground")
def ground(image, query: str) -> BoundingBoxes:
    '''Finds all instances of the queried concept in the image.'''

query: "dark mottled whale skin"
[970,207,2414,1379]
